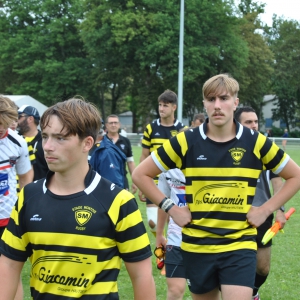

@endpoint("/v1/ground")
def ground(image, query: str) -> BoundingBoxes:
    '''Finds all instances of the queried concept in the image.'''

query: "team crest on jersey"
[9,156,18,166]
[228,148,246,165]
[72,206,96,230]
[170,130,178,137]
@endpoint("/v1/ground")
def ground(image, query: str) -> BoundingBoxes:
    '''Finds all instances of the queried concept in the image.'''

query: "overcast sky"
[259,0,300,26]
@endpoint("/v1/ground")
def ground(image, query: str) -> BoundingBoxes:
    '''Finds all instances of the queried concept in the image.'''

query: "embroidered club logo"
[170,130,178,137]
[9,156,18,166]
[75,210,92,226]
[228,148,246,165]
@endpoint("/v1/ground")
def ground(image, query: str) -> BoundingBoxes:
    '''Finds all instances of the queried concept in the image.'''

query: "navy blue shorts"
[182,249,256,294]
[165,245,186,278]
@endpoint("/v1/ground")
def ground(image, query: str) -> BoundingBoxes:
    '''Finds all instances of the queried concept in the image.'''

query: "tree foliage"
[0,0,94,106]
[265,18,300,131]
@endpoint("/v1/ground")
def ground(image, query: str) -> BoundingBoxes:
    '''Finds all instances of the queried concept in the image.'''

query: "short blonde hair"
[0,96,18,127]
[202,74,239,99]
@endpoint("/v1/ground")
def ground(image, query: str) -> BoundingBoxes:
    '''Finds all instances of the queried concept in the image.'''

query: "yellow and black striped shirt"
[0,168,151,299]
[151,120,289,254]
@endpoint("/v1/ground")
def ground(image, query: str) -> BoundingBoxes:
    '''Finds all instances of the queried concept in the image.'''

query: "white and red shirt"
[0,128,31,226]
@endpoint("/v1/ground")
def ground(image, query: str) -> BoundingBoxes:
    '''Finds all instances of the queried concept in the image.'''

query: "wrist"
[158,197,175,213]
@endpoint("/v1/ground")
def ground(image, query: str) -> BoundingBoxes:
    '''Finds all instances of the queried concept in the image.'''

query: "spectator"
[0,98,155,299]
[282,128,288,151]
[105,115,137,193]
[17,105,49,180]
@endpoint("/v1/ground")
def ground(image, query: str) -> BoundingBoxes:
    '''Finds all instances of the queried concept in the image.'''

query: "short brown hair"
[158,89,178,105]
[0,96,18,127]
[40,98,101,143]
[193,113,205,124]
[202,74,239,99]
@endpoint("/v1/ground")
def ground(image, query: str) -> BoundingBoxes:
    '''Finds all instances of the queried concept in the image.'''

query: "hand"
[131,183,137,195]
[246,206,269,228]
[138,190,147,202]
[275,209,287,229]
[156,234,167,249]
[168,205,191,227]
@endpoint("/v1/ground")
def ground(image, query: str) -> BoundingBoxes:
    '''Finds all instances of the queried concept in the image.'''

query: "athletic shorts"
[146,197,154,205]
[256,213,274,248]
[165,245,186,278]
[182,249,256,294]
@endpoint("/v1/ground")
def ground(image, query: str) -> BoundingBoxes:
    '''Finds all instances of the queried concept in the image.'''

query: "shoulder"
[7,129,27,148]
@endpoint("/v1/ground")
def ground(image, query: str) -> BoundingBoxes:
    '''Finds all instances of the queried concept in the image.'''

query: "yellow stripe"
[181,240,257,253]
[117,232,150,253]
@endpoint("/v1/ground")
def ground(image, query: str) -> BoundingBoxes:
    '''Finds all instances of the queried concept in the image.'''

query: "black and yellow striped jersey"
[151,120,289,254]
[0,168,151,299]
[142,118,186,153]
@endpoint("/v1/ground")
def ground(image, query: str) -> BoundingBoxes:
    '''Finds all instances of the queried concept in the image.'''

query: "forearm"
[262,177,300,214]
[18,168,33,189]
[125,258,156,299]
[127,161,136,176]
[0,256,23,300]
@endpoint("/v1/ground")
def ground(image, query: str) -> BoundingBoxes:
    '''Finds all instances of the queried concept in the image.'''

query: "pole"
[177,0,184,122]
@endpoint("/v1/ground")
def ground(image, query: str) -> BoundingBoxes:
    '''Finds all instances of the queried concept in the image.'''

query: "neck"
[206,121,236,142]
[160,116,175,126]
[23,127,38,138]
[107,132,119,141]
[48,162,89,195]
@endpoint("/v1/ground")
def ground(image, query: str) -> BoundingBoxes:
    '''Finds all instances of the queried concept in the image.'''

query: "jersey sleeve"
[141,123,152,149]
[108,190,151,263]
[0,189,29,262]
[158,172,171,197]
[15,138,32,176]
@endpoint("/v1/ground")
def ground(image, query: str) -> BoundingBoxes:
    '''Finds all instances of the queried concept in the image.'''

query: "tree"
[0,0,94,106]
[235,0,274,120]
[81,0,250,129]
[265,18,300,131]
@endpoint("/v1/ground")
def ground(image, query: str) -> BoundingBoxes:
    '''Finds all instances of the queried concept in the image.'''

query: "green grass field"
[22,146,300,299]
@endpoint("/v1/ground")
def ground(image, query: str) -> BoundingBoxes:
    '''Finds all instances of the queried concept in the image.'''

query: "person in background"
[156,167,187,300]
[17,105,49,180]
[88,128,105,159]
[0,97,156,299]
[133,74,300,300]
[191,113,205,127]
[282,128,288,151]
[139,89,186,236]
[105,114,137,193]
[235,106,286,300]
[0,96,33,300]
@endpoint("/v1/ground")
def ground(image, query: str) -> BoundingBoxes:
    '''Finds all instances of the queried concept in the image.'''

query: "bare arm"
[271,176,287,228]
[0,255,24,300]
[18,168,33,189]
[133,156,191,227]
[247,159,300,227]
[127,160,137,194]
[156,208,168,248]
[138,148,151,201]
[125,257,156,300]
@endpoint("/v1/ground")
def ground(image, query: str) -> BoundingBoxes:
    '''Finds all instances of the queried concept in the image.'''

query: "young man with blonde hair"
[0,98,155,299]
[133,74,300,300]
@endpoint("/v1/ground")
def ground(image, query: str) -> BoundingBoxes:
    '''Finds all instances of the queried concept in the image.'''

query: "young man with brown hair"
[0,98,155,300]
[133,74,300,300]
[139,89,186,235]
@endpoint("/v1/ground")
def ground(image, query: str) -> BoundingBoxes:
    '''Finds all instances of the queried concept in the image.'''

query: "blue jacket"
[90,135,127,188]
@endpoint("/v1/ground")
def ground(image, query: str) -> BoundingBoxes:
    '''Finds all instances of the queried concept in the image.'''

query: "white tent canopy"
[6,95,48,117]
